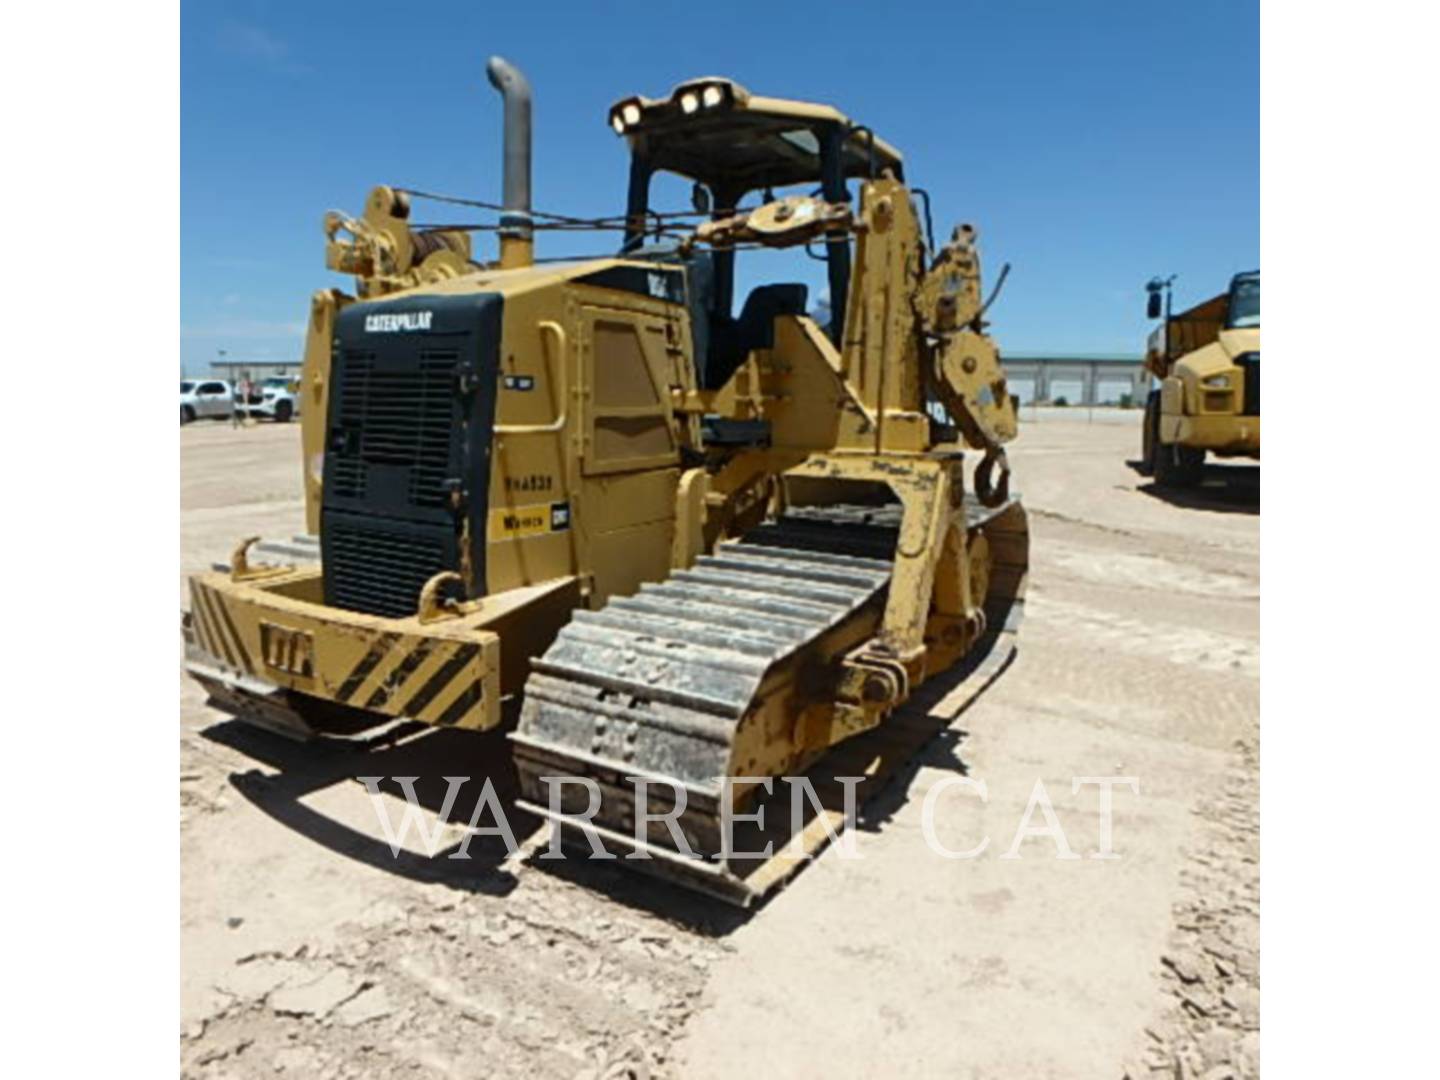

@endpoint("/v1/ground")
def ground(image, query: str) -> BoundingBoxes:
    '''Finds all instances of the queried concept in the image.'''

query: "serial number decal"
[504,473,554,494]
[488,501,571,542]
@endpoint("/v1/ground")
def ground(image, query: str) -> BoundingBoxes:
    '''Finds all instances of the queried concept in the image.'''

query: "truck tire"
[181,404,196,425]
[274,399,293,423]
[1154,440,1204,488]
[1142,391,1161,474]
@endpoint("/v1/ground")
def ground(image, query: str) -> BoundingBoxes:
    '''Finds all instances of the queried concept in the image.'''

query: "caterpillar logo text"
[364,311,434,333]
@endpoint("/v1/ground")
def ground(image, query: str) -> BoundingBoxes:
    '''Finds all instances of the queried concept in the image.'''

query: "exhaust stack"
[485,55,534,269]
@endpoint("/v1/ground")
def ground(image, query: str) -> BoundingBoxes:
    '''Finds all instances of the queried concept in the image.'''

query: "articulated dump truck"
[183,57,1029,904]
[1142,272,1260,487]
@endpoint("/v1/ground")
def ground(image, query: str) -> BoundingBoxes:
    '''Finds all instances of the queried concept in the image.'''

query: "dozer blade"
[510,499,1028,906]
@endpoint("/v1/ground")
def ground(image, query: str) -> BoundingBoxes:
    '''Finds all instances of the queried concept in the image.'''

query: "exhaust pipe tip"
[485,54,529,95]
[486,55,533,266]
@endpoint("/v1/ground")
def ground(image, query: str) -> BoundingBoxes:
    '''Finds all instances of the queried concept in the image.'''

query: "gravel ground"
[180,415,1258,1078]
[1125,736,1260,1080]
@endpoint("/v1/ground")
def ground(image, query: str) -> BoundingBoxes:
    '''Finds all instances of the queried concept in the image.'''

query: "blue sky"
[181,0,1258,374]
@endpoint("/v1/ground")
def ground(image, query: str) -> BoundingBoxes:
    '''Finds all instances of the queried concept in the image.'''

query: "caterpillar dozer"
[183,57,1028,904]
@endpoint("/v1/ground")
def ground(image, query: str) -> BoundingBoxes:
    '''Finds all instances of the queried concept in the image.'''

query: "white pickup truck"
[180,378,235,423]
[182,376,300,424]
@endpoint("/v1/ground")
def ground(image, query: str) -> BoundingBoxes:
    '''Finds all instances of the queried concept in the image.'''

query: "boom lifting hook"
[975,446,1012,508]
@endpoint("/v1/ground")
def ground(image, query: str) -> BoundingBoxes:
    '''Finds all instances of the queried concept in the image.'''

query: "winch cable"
[399,187,764,245]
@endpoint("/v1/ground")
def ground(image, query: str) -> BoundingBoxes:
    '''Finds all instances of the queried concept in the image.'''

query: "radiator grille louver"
[327,349,459,511]
[324,517,450,619]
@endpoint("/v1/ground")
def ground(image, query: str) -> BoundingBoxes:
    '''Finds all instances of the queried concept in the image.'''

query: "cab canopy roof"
[608,77,904,193]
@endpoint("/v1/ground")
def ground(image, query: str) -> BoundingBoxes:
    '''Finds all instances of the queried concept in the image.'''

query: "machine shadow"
[856,728,971,829]
[1126,460,1260,514]
[849,653,992,833]
[206,712,536,897]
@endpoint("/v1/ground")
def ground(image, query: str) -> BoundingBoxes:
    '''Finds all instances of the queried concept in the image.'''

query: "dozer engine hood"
[315,253,687,620]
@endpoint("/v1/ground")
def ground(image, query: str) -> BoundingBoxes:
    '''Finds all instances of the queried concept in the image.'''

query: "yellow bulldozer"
[183,57,1028,904]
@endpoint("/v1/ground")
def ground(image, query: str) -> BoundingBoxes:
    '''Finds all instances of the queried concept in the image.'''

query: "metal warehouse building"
[1004,353,1149,406]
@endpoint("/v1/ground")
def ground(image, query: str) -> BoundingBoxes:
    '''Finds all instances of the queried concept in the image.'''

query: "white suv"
[244,376,301,422]
[180,379,235,424]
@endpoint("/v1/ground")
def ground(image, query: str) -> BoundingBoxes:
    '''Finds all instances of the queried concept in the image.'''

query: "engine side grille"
[324,515,450,619]
[1236,352,1259,416]
[327,349,458,511]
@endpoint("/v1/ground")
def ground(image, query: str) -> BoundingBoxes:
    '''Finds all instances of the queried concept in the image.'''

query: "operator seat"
[700,283,809,390]
[627,242,808,392]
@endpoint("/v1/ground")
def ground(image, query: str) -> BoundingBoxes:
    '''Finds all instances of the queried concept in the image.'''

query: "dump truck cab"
[1142,270,1260,486]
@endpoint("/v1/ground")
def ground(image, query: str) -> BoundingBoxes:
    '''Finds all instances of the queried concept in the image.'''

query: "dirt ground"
[179,413,1259,1079]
